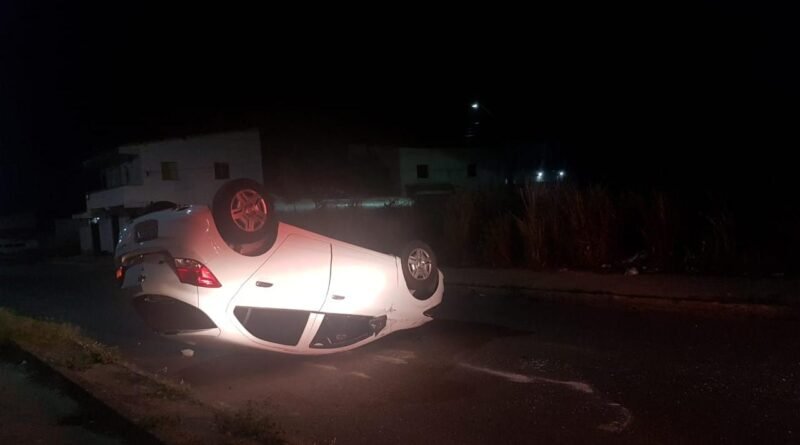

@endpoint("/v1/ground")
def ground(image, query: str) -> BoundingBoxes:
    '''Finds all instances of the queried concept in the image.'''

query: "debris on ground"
[625,267,639,276]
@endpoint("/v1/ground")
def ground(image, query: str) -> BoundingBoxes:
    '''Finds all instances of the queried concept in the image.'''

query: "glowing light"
[471,102,479,109]
[559,171,565,177]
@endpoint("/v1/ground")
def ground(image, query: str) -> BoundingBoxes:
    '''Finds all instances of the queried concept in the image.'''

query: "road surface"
[1,259,799,444]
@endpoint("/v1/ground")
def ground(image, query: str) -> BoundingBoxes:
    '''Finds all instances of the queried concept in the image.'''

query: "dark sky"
[0,2,797,217]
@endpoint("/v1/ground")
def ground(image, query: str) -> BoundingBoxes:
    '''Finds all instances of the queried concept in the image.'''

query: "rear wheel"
[400,240,439,300]
[212,179,278,249]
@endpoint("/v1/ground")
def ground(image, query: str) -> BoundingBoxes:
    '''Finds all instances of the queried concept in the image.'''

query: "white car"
[114,179,443,355]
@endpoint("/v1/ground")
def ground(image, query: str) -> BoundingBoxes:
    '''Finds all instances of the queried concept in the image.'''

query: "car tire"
[212,178,278,248]
[400,240,439,300]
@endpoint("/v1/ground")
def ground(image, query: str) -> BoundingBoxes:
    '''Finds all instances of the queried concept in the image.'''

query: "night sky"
[1,2,797,218]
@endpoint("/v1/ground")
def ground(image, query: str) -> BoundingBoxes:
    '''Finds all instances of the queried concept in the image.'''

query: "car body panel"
[232,234,331,312]
[115,204,443,355]
[320,242,398,316]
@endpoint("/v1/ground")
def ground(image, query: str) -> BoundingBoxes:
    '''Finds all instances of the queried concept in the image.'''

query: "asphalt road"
[1,259,799,444]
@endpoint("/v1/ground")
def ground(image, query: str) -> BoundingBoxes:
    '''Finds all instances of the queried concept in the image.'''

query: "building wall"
[102,156,144,189]
[87,129,263,211]
[81,130,263,254]
[396,148,503,195]
[127,129,262,206]
[98,217,115,253]
[78,222,92,254]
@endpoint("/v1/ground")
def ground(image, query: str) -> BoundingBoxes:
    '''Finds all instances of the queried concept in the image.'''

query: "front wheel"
[212,178,278,248]
[400,240,439,300]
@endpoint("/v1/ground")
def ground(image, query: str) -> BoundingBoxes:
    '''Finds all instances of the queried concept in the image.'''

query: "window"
[416,164,429,179]
[161,162,178,180]
[214,162,230,180]
[467,163,477,177]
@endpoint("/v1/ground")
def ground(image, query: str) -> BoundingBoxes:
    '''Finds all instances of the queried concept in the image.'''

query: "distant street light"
[471,102,479,109]
[559,170,565,177]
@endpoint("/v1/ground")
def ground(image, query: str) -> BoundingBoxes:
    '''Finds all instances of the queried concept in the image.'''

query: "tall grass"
[276,185,797,275]
[637,191,680,270]
[513,184,617,269]
[442,191,479,265]
[515,184,547,267]
[697,208,738,273]
[480,212,516,267]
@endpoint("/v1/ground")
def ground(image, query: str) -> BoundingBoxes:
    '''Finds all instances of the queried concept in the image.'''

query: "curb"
[2,342,162,444]
[447,282,799,319]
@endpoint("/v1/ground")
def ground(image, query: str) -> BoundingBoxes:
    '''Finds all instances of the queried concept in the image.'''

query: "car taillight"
[174,258,222,288]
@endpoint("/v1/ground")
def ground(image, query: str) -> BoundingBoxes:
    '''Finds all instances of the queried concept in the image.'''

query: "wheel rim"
[230,189,268,232]
[407,248,433,280]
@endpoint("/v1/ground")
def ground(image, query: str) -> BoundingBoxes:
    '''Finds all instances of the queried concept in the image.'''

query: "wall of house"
[126,129,262,207]
[78,222,92,254]
[86,130,263,211]
[79,130,263,254]
[98,217,115,253]
[102,157,144,188]
[396,148,503,195]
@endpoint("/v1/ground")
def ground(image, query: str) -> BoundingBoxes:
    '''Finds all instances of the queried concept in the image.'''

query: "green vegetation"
[215,401,285,445]
[0,308,119,369]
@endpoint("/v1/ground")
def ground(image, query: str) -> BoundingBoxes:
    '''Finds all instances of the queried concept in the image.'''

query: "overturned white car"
[114,179,443,355]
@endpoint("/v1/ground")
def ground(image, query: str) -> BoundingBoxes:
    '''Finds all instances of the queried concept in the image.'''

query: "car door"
[319,242,398,316]
[232,234,331,313]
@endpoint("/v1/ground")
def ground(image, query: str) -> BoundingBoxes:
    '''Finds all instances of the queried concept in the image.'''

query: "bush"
[441,191,480,266]
[514,184,616,269]
[215,401,284,445]
[480,212,517,267]
[636,191,682,271]
[274,185,799,276]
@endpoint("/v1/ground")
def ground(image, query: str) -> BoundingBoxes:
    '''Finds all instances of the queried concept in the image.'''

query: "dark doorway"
[90,221,101,254]
[111,215,120,248]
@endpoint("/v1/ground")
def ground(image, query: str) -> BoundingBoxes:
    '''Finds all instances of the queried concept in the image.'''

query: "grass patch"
[215,401,285,445]
[142,373,192,401]
[0,307,191,399]
[0,308,120,370]
[114,368,192,401]
[277,184,800,275]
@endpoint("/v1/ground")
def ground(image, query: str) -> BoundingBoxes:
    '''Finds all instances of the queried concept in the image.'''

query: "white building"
[347,145,506,197]
[75,129,263,254]
[394,147,505,196]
